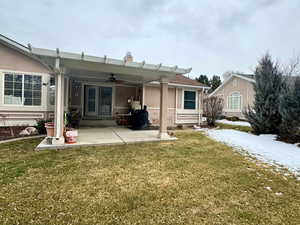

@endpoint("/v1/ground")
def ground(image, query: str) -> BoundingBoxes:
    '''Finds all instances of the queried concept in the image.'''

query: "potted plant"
[64,109,81,144]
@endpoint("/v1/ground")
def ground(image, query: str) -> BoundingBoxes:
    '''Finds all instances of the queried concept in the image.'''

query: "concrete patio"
[36,127,176,150]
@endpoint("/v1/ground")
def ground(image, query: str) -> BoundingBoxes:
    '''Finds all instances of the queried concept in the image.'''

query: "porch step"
[80,120,117,127]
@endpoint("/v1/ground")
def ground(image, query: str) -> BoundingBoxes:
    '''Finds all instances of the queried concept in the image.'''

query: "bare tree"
[203,96,224,127]
[282,54,300,76]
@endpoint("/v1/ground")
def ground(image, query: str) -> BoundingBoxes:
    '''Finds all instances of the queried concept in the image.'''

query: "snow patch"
[216,119,251,127]
[265,186,272,191]
[205,129,300,176]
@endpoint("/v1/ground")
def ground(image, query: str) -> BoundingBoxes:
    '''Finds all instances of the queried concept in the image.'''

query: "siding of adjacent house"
[0,42,53,126]
[213,76,255,118]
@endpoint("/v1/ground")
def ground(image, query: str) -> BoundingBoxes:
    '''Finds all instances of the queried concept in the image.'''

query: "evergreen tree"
[196,74,210,86]
[209,75,221,93]
[244,54,284,134]
[278,76,300,141]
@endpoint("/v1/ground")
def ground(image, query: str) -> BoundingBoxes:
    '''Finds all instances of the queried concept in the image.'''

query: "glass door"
[85,85,112,119]
[85,85,98,117]
[98,87,112,119]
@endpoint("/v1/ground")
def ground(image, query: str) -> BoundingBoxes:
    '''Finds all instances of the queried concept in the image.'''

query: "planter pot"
[64,128,78,144]
[45,122,55,137]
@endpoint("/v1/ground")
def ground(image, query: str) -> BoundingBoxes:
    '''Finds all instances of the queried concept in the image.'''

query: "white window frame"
[181,89,198,112]
[227,91,242,112]
[2,72,43,107]
[48,75,56,106]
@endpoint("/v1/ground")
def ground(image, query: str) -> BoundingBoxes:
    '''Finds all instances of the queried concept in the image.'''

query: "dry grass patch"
[0,132,299,225]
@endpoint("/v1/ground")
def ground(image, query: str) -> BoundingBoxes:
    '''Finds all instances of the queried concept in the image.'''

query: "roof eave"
[31,47,192,75]
[150,81,208,89]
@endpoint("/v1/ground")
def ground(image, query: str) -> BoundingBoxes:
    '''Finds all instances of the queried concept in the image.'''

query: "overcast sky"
[1,0,300,78]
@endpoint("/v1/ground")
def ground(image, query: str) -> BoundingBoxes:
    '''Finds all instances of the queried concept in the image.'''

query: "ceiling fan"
[106,74,124,84]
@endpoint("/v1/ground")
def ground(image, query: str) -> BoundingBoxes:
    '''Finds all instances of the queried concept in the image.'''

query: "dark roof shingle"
[170,74,208,87]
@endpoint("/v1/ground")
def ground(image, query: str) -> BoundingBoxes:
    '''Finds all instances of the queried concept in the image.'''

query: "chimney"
[124,51,133,62]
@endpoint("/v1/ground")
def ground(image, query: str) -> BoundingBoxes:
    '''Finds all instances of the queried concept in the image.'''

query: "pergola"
[30,47,192,144]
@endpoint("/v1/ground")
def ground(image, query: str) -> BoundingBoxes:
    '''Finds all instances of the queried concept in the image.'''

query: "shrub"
[204,96,224,127]
[66,108,82,128]
[35,119,52,135]
[244,54,284,134]
[226,116,240,121]
[278,76,300,142]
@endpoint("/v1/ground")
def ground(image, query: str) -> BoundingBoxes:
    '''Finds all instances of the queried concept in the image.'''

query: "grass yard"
[216,122,253,133]
[0,132,299,225]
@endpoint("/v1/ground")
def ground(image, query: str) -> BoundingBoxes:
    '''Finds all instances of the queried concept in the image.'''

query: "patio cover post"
[159,78,169,138]
[53,69,65,144]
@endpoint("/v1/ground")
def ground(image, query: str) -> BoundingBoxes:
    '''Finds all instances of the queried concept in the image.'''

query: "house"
[0,34,208,144]
[209,73,255,119]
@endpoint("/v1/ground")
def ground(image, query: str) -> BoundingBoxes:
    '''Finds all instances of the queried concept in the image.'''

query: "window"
[228,92,241,110]
[184,90,196,110]
[4,73,42,106]
[49,76,55,105]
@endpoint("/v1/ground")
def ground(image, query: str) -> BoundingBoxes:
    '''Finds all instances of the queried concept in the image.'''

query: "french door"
[85,85,112,118]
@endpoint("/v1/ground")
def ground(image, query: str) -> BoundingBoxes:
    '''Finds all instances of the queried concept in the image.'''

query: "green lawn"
[0,132,299,225]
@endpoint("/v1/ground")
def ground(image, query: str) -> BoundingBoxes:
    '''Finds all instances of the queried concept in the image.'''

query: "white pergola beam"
[31,47,191,75]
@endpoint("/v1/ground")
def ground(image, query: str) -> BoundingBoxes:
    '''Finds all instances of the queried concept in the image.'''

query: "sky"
[1,0,300,79]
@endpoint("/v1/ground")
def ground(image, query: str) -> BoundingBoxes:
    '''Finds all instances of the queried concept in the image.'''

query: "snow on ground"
[216,119,251,127]
[205,129,300,176]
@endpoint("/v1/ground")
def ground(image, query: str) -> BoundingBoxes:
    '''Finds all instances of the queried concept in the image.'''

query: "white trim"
[176,120,199,124]
[31,47,192,74]
[2,72,43,107]
[209,75,233,97]
[150,81,207,89]
[208,73,255,97]
[0,35,30,53]
[142,83,145,107]
[209,73,255,97]
[0,69,50,76]
[114,106,129,109]
[234,74,255,83]
[55,72,62,138]
[0,112,44,118]
[147,107,176,110]
[175,87,178,123]
[182,89,198,111]
[176,110,199,114]
[227,91,242,112]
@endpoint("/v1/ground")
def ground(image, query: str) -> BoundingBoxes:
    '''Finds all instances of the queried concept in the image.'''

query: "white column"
[53,71,65,144]
[158,78,169,139]
[175,87,178,124]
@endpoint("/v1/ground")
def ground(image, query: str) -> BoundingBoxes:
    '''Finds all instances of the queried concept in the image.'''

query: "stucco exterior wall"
[0,43,53,127]
[144,86,176,108]
[0,43,50,73]
[213,76,255,118]
[144,86,176,126]
[144,85,202,126]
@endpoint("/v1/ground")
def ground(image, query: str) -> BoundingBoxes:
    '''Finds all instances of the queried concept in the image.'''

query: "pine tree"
[244,54,284,134]
[209,75,221,93]
[278,76,300,141]
[196,75,210,86]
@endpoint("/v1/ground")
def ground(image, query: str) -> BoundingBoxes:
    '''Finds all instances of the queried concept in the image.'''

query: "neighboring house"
[209,73,255,119]
[0,34,208,140]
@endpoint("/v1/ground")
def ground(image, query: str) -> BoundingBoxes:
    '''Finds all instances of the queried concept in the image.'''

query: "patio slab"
[36,127,176,150]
